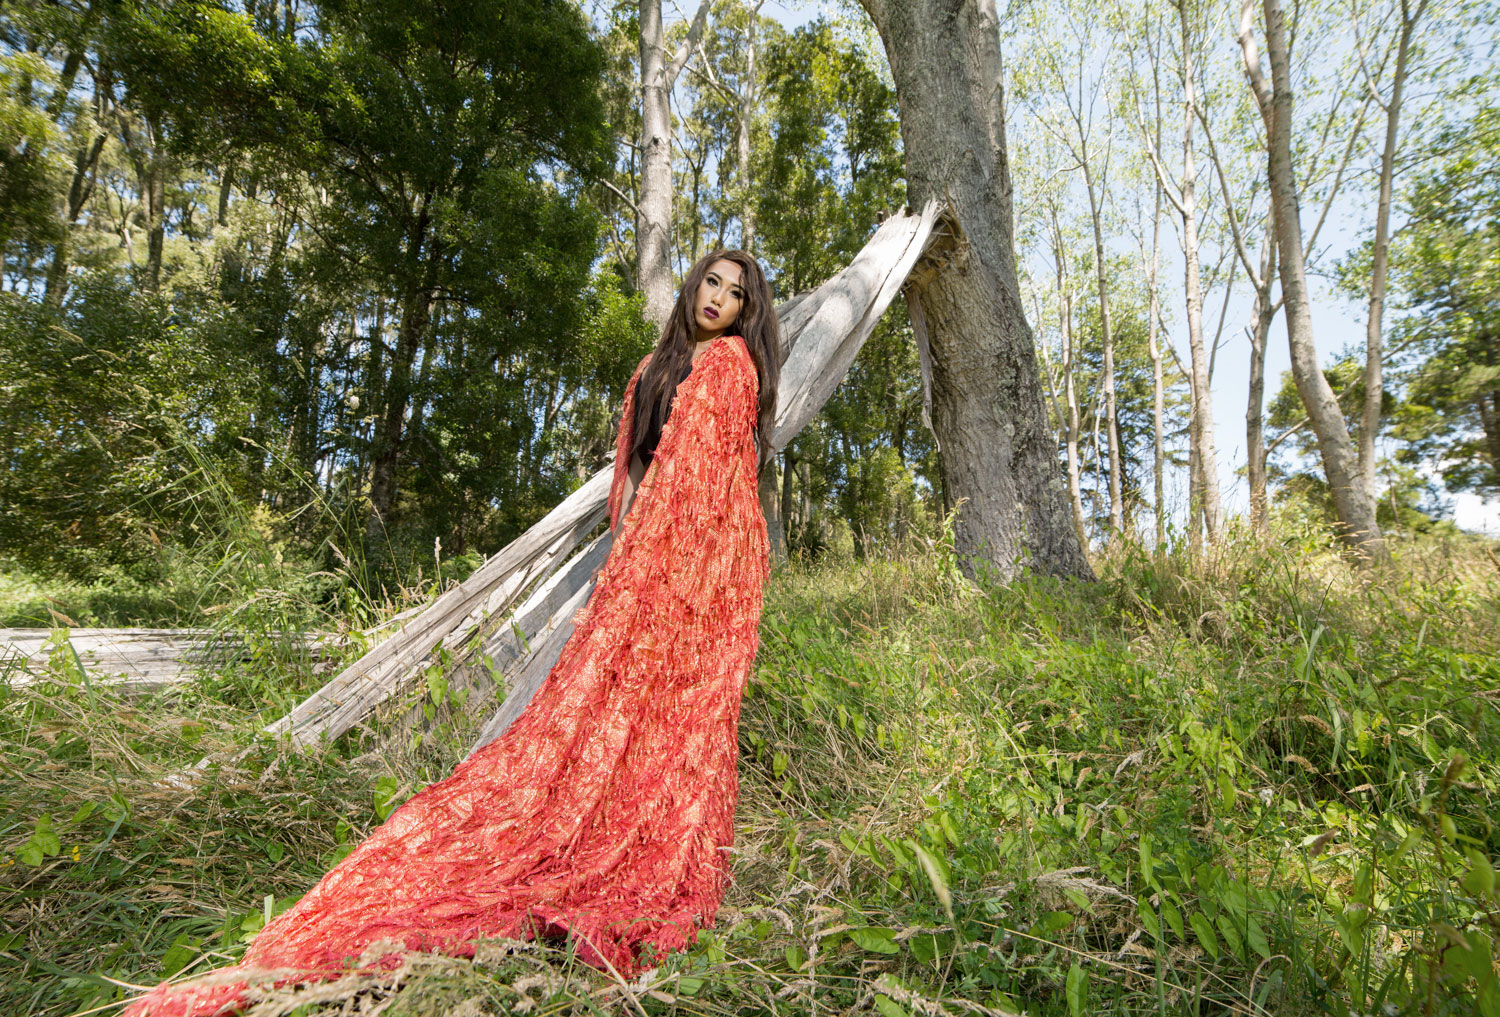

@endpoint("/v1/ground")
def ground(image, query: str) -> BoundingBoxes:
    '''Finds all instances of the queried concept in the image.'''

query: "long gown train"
[125,334,770,1016]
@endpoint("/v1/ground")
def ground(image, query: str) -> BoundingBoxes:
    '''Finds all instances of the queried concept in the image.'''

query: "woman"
[125,250,780,1016]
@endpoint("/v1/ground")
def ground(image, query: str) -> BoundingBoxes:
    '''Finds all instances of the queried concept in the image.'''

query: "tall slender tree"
[1239,0,1386,558]
[637,0,711,329]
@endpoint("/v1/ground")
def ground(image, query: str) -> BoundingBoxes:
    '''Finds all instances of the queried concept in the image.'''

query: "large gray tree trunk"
[1240,0,1384,560]
[637,0,710,330]
[856,0,1091,581]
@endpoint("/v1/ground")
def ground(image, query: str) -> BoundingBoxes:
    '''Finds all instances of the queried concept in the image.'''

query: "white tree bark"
[638,0,711,330]
[1176,5,1223,547]
[1358,0,1428,501]
[1239,0,1385,559]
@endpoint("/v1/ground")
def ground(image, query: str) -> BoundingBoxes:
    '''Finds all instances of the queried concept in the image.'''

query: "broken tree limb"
[467,201,946,751]
[251,200,946,758]
[258,471,609,750]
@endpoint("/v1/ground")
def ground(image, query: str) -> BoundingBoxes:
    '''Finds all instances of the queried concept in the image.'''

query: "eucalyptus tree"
[1191,44,1282,533]
[687,0,771,253]
[1348,0,1435,503]
[1012,0,1127,537]
[119,0,613,550]
[1238,0,1386,558]
[850,0,1092,581]
[637,0,711,328]
[1130,0,1223,551]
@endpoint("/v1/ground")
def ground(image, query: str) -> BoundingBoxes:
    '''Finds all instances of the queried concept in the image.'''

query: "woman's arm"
[617,452,647,527]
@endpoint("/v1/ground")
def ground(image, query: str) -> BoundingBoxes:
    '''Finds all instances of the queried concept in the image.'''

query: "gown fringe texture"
[124,334,771,1016]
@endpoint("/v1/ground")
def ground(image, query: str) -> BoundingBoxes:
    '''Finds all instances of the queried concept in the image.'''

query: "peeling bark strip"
[241,206,945,756]
[857,0,1092,581]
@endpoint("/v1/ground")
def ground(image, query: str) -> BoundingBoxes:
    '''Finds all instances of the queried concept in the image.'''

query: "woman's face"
[692,259,745,342]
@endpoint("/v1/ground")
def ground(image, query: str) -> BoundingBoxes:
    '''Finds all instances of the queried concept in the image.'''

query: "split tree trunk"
[857,0,1091,581]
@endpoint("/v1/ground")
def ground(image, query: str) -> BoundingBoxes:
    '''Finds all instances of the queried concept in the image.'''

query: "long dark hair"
[629,249,781,471]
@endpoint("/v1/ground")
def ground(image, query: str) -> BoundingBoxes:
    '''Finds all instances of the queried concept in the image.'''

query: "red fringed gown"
[125,335,770,1016]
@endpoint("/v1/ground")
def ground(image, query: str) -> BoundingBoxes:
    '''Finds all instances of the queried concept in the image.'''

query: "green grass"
[2,522,1499,1016]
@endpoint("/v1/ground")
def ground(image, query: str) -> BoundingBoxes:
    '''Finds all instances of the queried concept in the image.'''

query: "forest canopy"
[2,0,1497,611]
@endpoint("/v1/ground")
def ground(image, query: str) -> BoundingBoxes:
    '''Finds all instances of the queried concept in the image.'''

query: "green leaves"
[372,775,403,822]
[847,926,900,954]
[1065,962,1088,1017]
[17,815,61,866]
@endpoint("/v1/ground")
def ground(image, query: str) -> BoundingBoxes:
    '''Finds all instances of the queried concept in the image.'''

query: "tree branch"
[665,0,712,88]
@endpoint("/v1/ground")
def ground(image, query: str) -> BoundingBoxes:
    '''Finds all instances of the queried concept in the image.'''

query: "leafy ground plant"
[1,523,1497,1016]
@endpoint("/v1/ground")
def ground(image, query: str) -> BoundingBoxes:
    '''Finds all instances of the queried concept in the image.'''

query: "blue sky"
[642,0,1500,536]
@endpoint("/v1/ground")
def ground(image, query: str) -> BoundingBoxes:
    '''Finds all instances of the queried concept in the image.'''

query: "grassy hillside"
[2,524,1499,1016]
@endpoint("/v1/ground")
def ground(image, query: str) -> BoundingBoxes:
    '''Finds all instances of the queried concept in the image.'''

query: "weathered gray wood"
[469,577,596,753]
[251,202,946,756]
[260,470,611,749]
[770,201,943,450]
[1,628,333,693]
[387,529,617,742]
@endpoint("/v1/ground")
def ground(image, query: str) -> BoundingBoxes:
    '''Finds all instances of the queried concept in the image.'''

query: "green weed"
[1,524,1497,1015]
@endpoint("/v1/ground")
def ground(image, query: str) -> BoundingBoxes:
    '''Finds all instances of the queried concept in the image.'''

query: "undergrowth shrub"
[0,523,1497,1016]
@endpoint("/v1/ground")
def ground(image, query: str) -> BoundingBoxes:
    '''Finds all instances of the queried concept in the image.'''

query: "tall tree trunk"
[738,2,761,252]
[1360,0,1427,501]
[1051,207,1088,549]
[797,459,812,543]
[366,208,437,544]
[217,160,235,228]
[1242,279,1278,534]
[1240,0,1385,560]
[637,0,710,330]
[857,0,1091,581]
[1081,160,1124,537]
[1178,4,1222,548]
[1480,392,1500,479]
[42,135,106,308]
[780,447,797,548]
[1145,190,1166,548]
[366,290,431,545]
[760,464,784,560]
[1246,304,1271,532]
